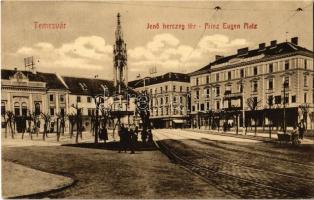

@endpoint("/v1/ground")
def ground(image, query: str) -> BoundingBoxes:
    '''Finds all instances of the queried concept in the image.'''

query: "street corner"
[2,161,74,198]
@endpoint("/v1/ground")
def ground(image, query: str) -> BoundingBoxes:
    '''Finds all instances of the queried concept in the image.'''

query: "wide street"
[2,129,314,198]
[154,129,314,198]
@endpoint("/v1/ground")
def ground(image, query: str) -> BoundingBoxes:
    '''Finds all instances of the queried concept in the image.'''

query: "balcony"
[223,91,242,100]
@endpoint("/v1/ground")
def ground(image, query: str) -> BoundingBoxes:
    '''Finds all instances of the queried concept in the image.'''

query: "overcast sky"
[2,1,313,81]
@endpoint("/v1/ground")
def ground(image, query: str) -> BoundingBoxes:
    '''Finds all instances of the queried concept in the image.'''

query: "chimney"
[291,37,298,45]
[237,47,248,56]
[215,55,224,60]
[270,40,277,47]
[258,43,266,50]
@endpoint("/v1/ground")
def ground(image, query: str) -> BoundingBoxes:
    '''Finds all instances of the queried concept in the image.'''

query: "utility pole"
[242,80,246,135]
[283,77,288,133]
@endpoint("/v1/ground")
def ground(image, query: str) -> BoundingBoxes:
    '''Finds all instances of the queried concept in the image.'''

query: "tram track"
[182,129,314,168]
[157,129,314,181]
[154,130,314,198]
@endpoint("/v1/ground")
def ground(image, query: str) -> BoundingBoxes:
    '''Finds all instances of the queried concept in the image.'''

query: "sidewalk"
[186,128,314,145]
[2,161,74,198]
[1,130,119,147]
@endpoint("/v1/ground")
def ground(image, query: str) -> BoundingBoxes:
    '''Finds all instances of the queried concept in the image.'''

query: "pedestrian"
[141,129,147,144]
[291,125,300,145]
[147,129,153,143]
[223,121,227,132]
[118,124,127,153]
[103,128,108,143]
[135,126,139,137]
[298,119,305,140]
[129,128,136,154]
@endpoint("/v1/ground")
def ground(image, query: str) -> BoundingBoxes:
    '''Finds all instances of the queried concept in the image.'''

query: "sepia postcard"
[1,0,314,199]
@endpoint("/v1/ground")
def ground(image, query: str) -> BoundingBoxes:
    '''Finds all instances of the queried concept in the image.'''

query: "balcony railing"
[223,91,242,100]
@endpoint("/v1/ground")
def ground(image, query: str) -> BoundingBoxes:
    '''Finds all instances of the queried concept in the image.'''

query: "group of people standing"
[118,124,153,154]
[292,119,306,142]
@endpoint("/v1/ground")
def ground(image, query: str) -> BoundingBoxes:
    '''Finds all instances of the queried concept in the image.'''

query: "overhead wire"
[101,1,313,12]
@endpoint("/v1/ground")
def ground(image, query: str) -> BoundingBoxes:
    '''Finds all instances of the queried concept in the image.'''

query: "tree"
[5,111,15,139]
[136,91,151,132]
[2,111,7,138]
[299,103,310,131]
[229,106,241,135]
[205,109,213,130]
[56,112,61,142]
[68,113,76,139]
[22,111,34,140]
[246,97,261,136]
[75,109,83,143]
[266,96,274,138]
[99,104,112,143]
[41,112,51,141]
[309,112,314,131]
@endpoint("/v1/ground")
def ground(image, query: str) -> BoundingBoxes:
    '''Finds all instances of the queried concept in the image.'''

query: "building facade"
[190,37,314,130]
[129,72,191,128]
[1,68,69,132]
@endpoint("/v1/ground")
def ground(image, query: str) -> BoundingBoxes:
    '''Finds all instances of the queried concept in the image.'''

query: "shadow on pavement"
[62,141,157,151]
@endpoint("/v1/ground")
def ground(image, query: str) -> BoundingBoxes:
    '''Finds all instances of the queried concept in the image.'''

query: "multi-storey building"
[62,76,137,130]
[61,76,115,131]
[190,37,314,130]
[1,68,137,133]
[1,68,69,132]
[129,72,191,128]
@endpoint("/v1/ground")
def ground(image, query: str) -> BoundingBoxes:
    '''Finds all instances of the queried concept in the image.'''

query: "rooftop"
[128,72,190,88]
[190,37,313,76]
[62,76,115,96]
[1,69,67,90]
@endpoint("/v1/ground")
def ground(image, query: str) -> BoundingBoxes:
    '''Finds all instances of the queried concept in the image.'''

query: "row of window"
[49,94,65,103]
[152,96,184,105]
[143,85,190,94]
[193,75,312,99]
[76,96,99,103]
[1,101,66,117]
[192,92,309,112]
[150,107,184,116]
[193,58,311,86]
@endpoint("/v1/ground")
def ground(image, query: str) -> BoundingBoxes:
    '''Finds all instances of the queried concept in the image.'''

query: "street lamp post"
[241,80,246,135]
[283,77,289,133]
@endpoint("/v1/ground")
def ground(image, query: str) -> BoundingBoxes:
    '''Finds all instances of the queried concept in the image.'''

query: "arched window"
[14,102,20,116]
[35,103,41,116]
[21,102,27,116]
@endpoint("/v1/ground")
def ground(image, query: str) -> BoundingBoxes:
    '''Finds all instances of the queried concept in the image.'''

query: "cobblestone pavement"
[2,132,230,198]
[154,129,314,199]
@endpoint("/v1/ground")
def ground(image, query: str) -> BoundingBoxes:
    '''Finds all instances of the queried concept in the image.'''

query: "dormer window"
[79,82,88,91]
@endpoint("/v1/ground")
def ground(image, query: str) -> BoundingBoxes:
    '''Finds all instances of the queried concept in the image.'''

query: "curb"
[8,179,77,199]
[185,129,275,143]
[3,161,77,199]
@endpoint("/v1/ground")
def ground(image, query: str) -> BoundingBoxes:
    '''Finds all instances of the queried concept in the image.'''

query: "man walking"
[118,124,127,153]
[298,119,305,140]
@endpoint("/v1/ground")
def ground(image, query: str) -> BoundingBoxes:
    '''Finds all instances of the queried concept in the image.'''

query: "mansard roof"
[1,69,67,90]
[190,41,313,76]
[62,76,115,96]
[128,72,190,88]
[61,76,138,96]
